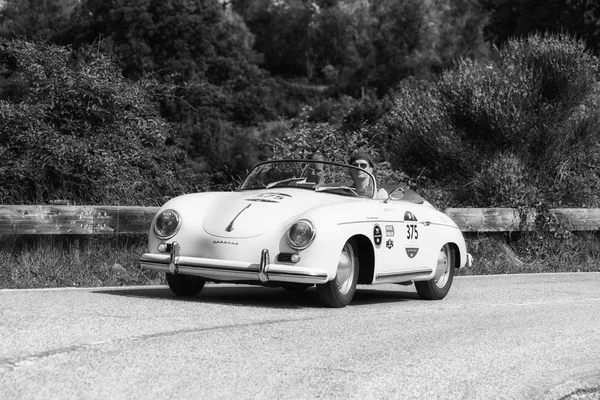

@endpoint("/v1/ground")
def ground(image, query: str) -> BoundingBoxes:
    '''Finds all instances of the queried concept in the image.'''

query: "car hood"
[202,189,345,238]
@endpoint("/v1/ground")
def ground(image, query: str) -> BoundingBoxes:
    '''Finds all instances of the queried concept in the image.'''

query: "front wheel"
[166,273,206,297]
[415,244,455,300]
[316,239,359,308]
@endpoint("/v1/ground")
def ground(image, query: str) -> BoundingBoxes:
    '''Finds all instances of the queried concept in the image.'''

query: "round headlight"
[154,210,181,239]
[286,220,315,250]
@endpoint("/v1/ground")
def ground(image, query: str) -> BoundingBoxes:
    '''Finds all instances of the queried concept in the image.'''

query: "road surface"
[1,273,599,399]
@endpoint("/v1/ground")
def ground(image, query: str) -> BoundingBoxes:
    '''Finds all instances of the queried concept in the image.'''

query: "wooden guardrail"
[444,208,600,232]
[0,205,599,234]
[0,205,159,235]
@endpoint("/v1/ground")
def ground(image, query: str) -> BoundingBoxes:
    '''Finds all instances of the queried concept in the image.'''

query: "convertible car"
[139,159,472,307]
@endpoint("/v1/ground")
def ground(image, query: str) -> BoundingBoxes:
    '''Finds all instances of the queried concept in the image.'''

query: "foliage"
[64,0,223,82]
[463,232,600,275]
[0,39,208,205]
[383,33,600,208]
[268,113,408,187]
[0,234,163,289]
[470,152,539,207]
[61,0,280,175]
[236,0,490,97]
[0,0,77,41]
[482,0,600,54]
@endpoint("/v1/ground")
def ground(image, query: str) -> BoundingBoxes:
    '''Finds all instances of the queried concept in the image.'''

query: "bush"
[268,121,408,187]
[0,39,209,205]
[469,152,539,207]
[383,33,600,208]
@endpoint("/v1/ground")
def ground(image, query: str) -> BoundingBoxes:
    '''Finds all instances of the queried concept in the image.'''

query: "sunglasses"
[352,162,370,169]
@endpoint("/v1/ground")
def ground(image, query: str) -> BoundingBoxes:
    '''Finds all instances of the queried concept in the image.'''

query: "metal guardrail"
[0,205,599,234]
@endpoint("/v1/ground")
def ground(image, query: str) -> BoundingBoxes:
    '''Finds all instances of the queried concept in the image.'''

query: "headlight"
[286,219,315,250]
[154,210,181,239]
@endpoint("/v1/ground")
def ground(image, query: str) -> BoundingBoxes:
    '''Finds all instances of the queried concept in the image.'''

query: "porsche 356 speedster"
[139,159,472,307]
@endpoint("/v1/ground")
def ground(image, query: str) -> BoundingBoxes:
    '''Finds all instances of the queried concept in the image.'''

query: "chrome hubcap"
[336,242,355,294]
[434,245,450,288]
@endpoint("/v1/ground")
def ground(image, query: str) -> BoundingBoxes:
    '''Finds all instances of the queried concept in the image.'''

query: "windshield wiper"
[266,177,307,189]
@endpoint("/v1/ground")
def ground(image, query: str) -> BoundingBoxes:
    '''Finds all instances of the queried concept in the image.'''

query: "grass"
[1,232,599,289]
[459,232,600,276]
[0,234,164,289]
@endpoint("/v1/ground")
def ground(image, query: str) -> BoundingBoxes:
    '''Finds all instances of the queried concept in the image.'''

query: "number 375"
[406,224,418,240]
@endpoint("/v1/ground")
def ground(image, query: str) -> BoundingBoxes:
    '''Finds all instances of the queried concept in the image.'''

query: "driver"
[348,152,388,199]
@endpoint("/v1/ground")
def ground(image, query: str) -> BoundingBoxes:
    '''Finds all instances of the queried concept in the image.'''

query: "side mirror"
[383,187,404,203]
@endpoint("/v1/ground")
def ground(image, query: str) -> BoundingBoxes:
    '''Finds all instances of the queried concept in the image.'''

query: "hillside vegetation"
[1,1,600,287]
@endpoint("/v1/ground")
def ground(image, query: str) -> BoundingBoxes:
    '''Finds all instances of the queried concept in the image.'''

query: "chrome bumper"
[139,244,328,285]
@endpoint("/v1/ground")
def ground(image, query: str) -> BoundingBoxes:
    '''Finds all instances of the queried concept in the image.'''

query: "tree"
[61,0,279,174]
[482,0,600,55]
[0,39,206,205]
[0,0,77,40]
[64,0,223,82]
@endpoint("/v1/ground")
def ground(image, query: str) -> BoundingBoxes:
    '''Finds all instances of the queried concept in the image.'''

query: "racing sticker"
[246,192,292,203]
[385,225,395,237]
[373,224,382,248]
[406,248,419,258]
[386,239,394,249]
[404,211,420,258]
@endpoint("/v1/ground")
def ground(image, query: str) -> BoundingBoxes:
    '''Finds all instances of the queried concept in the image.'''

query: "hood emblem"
[225,204,252,232]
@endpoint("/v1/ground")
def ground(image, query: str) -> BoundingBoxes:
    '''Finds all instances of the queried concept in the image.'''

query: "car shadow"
[94,284,421,309]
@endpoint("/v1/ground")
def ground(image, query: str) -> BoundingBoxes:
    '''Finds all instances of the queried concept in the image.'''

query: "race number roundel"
[373,224,382,248]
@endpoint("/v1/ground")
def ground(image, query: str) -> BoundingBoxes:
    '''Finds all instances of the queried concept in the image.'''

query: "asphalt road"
[1,273,600,400]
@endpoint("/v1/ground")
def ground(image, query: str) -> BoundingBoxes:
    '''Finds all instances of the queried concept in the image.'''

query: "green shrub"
[0,39,209,205]
[383,33,600,208]
[469,152,539,207]
[384,79,464,178]
[269,122,408,187]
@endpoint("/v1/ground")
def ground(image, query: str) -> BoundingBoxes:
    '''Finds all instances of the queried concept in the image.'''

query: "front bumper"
[139,244,328,285]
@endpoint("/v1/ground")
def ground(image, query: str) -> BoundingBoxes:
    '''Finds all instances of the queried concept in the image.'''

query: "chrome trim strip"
[225,204,252,232]
[375,268,432,282]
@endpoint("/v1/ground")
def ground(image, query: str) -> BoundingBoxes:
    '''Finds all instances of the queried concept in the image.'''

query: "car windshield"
[239,160,376,198]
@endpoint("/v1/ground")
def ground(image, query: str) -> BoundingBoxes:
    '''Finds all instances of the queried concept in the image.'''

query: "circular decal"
[373,224,382,248]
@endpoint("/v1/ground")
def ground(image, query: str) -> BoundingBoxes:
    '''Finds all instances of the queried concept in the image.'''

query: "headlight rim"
[153,209,181,240]
[286,219,316,250]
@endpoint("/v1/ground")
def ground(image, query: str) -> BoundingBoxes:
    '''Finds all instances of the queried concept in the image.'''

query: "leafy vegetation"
[0,234,163,289]
[0,39,208,205]
[1,1,600,286]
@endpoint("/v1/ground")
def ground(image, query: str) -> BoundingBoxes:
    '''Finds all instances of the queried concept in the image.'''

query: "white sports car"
[140,159,472,307]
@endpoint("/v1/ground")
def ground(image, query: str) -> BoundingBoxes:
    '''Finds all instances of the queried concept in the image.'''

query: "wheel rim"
[336,242,355,294]
[433,245,451,288]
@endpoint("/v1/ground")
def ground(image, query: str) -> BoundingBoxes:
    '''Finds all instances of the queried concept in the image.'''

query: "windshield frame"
[238,159,378,198]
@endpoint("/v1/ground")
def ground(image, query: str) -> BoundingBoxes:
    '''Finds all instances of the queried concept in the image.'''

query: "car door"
[375,200,434,282]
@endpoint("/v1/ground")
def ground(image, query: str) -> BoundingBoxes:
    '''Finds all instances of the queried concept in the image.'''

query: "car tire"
[316,239,359,308]
[166,273,206,297]
[415,244,455,300]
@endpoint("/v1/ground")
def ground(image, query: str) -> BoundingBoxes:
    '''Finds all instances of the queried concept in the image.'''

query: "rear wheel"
[317,239,359,308]
[415,244,455,300]
[166,273,206,297]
